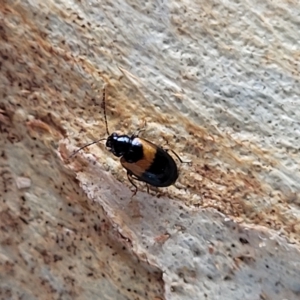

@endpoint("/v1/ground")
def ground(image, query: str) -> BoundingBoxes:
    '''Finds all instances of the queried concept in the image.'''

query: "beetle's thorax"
[106,133,143,162]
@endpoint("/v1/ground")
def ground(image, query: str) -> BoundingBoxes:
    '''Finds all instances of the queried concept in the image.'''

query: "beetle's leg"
[132,119,147,137]
[127,172,138,197]
[165,149,192,165]
[127,172,151,196]
[161,136,191,165]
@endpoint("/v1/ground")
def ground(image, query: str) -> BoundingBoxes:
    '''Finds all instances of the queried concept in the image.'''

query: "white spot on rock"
[15,177,31,189]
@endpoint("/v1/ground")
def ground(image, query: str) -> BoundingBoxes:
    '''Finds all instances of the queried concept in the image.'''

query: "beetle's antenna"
[69,138,107,158]
[102,87,110,135]
[69,86,110,159]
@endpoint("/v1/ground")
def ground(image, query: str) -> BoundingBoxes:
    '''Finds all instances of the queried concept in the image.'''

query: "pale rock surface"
[0,0,300,299]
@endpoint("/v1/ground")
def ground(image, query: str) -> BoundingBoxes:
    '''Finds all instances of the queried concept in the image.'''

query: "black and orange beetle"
[70,88,186,195]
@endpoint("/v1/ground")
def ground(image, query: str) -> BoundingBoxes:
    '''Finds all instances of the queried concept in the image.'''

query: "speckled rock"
[1,0,300,299]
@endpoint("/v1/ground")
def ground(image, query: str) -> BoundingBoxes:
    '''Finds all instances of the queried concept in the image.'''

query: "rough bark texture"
[0,0,300,299]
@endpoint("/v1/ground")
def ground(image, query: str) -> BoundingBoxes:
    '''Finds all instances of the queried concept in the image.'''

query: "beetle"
[70,87,186,195]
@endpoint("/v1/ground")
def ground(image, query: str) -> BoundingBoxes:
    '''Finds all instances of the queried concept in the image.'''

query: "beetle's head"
[106,132,130,157]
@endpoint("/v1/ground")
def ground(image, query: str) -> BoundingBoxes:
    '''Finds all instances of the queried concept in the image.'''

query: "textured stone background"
[1,0,300,299]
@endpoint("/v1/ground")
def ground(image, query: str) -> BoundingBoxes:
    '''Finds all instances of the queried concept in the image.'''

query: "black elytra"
[70,87,185,195]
